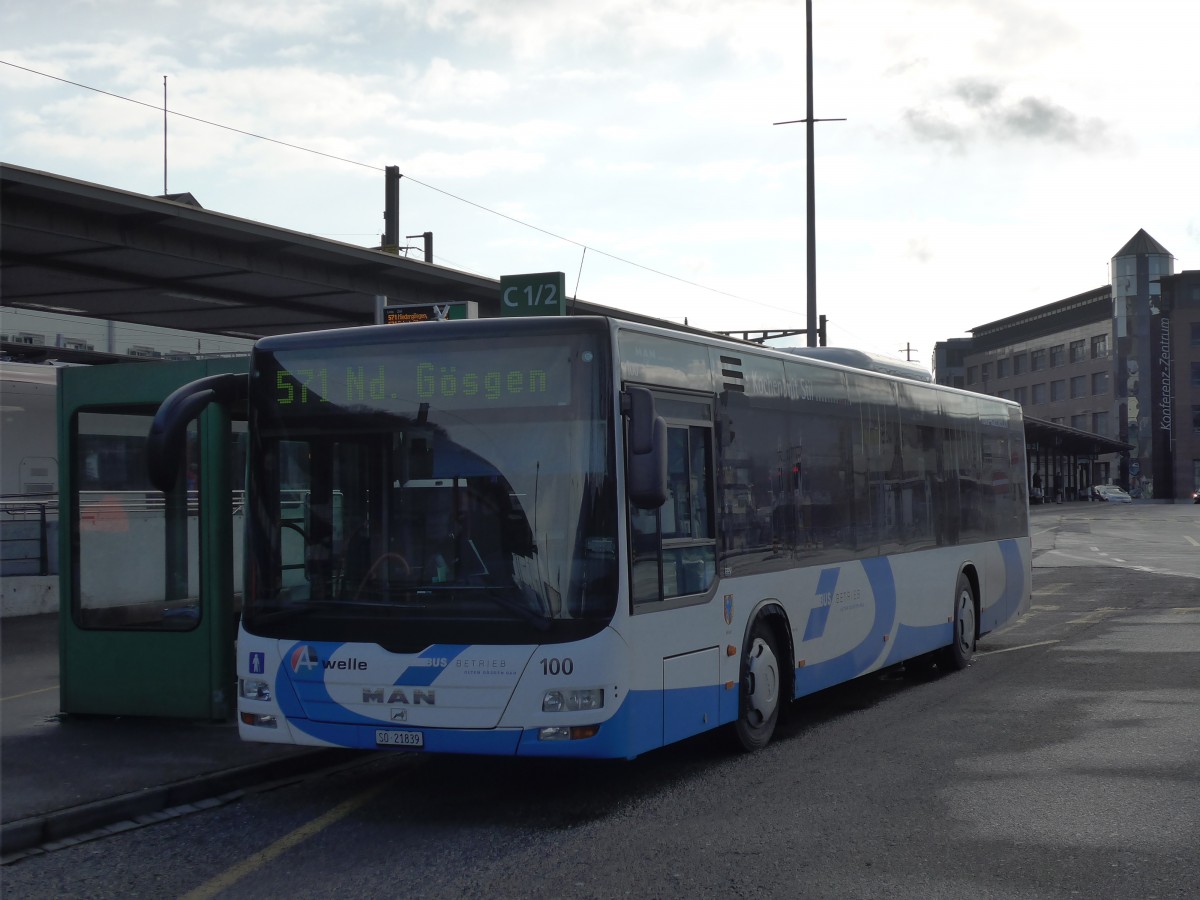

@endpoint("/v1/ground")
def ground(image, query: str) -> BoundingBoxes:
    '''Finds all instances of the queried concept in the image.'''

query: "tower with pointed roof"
[1111,229,1174,497]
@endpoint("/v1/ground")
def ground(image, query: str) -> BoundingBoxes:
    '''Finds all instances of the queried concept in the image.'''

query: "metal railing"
[0,493,57,576]
[0,490,249,578]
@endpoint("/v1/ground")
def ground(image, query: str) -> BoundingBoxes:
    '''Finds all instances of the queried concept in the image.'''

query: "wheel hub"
[745,637,780,725]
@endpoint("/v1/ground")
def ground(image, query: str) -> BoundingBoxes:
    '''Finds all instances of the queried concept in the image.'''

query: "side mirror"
[623,386,667,509]
[147,373,248,492]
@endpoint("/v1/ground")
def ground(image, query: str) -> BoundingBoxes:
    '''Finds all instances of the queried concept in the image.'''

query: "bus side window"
[631,421,716,604]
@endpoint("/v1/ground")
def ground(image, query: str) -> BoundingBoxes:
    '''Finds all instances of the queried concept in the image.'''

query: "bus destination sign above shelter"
[383,301,478,324]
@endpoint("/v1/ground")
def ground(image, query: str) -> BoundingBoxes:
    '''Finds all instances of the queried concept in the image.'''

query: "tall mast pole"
[805,0,816,346]
[774,0,844,347]
[163,75,168,196]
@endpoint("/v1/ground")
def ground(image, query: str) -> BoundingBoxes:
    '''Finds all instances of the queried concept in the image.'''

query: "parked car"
[1090,484,1133,503]
[1192,489,1200,505]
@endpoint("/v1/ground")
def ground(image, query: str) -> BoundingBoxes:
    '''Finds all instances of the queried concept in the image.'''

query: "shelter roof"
[1,163,504,340]
[1024,415,1131,458]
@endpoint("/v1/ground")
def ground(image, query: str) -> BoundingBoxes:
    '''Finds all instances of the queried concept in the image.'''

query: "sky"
[2,0,1199,368]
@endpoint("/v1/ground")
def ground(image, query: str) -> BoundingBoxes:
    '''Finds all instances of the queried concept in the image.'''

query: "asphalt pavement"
[0,613,358,862]
[0,500,1172,864]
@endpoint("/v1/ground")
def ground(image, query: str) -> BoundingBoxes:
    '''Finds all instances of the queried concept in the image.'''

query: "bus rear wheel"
[734,619,782,751]
[937,572,977,671]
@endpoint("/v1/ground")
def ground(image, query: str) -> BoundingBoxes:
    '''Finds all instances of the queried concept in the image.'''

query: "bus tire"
[734,618,782,751]
[937,571,977,671]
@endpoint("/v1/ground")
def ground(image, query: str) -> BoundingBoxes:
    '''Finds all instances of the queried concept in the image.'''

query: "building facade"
[1111,230,1175,498]
[1159,269,1200,498]
[936,229,1197,501]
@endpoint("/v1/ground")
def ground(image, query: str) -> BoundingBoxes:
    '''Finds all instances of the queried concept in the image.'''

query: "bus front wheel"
[734,619,782,751]
[937,572,977,671]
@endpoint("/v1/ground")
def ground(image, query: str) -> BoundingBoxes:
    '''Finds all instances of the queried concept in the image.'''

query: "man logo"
[290,645,320,673]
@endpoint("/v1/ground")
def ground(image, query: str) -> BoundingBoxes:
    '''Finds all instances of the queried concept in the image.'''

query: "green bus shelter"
[58,358,247,720]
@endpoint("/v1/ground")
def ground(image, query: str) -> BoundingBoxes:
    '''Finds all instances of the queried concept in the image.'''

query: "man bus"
[148,315,1030,758]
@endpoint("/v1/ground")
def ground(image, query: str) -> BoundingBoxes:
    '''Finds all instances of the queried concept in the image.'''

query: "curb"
[1,748,359,861]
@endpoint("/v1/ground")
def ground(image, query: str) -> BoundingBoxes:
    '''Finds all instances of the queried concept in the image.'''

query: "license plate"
[376,729,424,748]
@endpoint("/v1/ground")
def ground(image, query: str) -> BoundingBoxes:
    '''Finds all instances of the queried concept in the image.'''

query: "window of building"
[1192,323,1200,349]
[1050,344,1065,367]
[1070,340,1086,363]
[1091,334,1108,358]
[1192,362,1200,390]
[997,389,1011,400]
[1092,411,1109,436]
[1194,406,1200,436]
[1031,349,1046,371]
[1050,417,1065,425]
[1070,375,1087,399]
[1032,383,1047,405]
[1092,371,1110,394]
[966,366,977,384]
[1013,353,1027,376]
[1051,379,1066,402]
[1071,414,1088,430]
[1014,386,1027,404]
[997,358,1011,378]
[980,362,991,382]
[1194,459,1200,491]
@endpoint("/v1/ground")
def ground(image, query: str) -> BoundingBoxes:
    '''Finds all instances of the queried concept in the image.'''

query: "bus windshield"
[243,325,617,651]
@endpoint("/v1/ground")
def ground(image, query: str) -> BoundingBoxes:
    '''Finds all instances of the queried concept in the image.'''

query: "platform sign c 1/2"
[499,272,566,318]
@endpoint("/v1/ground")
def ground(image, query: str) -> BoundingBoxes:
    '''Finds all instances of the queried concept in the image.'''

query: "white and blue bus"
[150,315,1030,758]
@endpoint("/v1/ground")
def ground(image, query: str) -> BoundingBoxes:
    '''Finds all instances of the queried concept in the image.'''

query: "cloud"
[903,79,1110,150]
[205,0,342,35]
[953,78,1001,109]
[999,96,1106,145]
[902,108,969,151]
[906,238,933,264]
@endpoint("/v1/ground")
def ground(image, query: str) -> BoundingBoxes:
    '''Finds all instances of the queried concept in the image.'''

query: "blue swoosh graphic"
[802,567,841,642]
[795,557,896,696]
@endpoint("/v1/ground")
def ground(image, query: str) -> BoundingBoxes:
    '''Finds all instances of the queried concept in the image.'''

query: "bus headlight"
[542,688,604,712]
[240,678,272,701]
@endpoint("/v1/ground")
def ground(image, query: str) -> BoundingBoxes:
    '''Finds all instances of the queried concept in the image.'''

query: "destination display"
[264,342,581,413]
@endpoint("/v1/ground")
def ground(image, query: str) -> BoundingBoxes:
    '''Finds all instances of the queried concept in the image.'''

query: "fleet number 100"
[540,657,573,675]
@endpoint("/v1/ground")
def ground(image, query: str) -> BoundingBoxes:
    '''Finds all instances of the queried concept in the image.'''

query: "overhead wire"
[1,58,807,319]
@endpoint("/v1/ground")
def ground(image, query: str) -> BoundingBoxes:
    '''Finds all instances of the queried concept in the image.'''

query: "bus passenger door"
[630,398,717,604]
[627,391,720,743]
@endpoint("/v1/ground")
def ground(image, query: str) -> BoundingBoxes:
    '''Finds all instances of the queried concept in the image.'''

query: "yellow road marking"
[1033,583,1072,595]
[1067,607,1126,625]
[0,685,58,702]
[978,639,1060,656]
[181,780,390,900]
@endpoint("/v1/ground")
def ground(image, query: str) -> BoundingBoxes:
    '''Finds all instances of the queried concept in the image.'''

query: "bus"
[148,315,1031,758]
